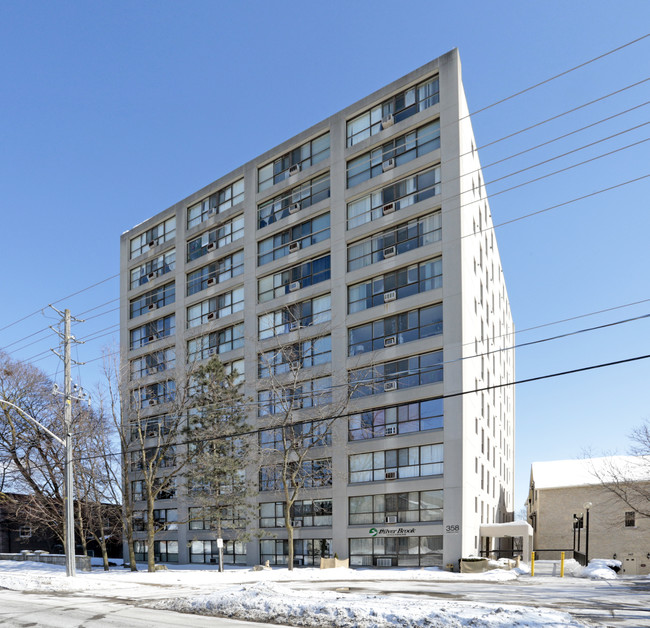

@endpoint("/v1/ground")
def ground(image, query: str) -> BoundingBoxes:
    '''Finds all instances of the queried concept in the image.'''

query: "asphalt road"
[290,576,650,627]
[0,588,282,628]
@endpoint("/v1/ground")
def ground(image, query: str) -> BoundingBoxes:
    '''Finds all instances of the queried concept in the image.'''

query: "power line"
[467,34,650,118]
[54,349,650,466]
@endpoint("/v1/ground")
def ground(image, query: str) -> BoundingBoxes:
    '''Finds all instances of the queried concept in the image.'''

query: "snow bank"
[153,580,584,627]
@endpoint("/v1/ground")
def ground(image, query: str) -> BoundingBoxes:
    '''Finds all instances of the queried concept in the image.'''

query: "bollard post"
[560,551,565,577]
[531,551,535,577]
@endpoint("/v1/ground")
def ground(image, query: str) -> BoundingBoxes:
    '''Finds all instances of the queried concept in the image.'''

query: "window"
[347,211,441,272]
[258,133,330,192]
[260,538,332,566]
[153,540,178,563]
[258,254,331,303]
[188,506,247,531]
[129,414,175,440]
[130,249,176,289]
[131,381,176,409]
[129,282,175,319]
[347,76,439,147]
[347,166,441,230]
[260,459,332,491]
[349,490,443,525]
[258,294,331,339]
[258,213,330,266]
[187,323,244,361]
[349,351,444,397]
[348,258,442,314]
[187,178,244,229]
[258,376,331,416]
[187,215,245,262]
[19,526,32,539]
[258,173,330,228]
[349,535,442,567]
[186,250,244,296]
[348,303,442,356]
[625,511,636,527]
[347,121,440,188]
[189,539,247,565]
[348,398,443,440]
[130,348,176,380]
[133,509,178,531]
[130,446,176,471]
[349,444,443,483]
[259,335,331,377]
[187,287,244,328]
[259,420,332,451]
[131,480,144,502]
[130,217,176,259]
[129,315,175,349]
[260,500,332,528]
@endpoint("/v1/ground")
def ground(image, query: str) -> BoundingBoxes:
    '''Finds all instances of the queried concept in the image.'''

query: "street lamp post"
[584,502,592,566]
[0,398,75,577]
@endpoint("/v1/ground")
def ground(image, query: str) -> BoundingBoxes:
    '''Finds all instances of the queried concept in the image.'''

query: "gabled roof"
[531,456,650,489]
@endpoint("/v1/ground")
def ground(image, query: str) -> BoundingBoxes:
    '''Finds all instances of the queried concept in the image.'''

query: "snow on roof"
[480,520,533,537]
[531,456,650,489]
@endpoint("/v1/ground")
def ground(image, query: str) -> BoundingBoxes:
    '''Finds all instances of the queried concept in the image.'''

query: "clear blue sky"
[1,0,649,511]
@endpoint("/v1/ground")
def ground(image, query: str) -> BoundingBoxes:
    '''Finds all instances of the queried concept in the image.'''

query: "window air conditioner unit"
[208,207,217,215]
[207,347,216,356]
[147,271,158,280]
[376,557,392,566]
[384,471,397,481]
[206,311,216,321]
[289,202,301,214]
[384,290,397,303]
[289,241,301,253]
[385,425,398,436]
[289,321,301,331]
[148,240,156,248]
[384,380,397,392]
[289,164,301,176]
[291,520,302,527]
[207,277,217,286]
[147,303,157,311]
[147,335,156,343]
[206,242,216,252]
[290,400,302,410]
[385,515,397,524]
[148,399,158,406]
[382,158,395,172]
[290,361,301,370]
[384,335,397,347]
[289,281,301,292]
[382,202,395,215]
[381,114,394,129]
[383,246,396,258]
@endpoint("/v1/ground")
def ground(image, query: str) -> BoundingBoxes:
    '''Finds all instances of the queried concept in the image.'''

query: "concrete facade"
[527,458,650,575]
[119,49,515,568]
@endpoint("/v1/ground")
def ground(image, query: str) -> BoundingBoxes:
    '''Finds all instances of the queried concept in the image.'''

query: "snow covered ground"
[0,558,647,627]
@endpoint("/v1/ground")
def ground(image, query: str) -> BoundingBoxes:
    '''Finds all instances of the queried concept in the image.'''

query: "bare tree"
[590,420,650,519]
[257,318,355,570]
[100,349,138,570]
[183,357,255,571]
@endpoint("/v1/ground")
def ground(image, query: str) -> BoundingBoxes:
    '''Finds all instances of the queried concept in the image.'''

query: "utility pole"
[63,309,75,578]
[50,306,87,578]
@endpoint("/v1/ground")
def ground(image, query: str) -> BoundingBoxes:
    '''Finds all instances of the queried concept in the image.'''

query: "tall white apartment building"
[119,48,515,568]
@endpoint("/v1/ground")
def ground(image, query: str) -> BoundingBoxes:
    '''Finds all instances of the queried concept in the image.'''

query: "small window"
[19,526,32,538]
[625,511,635,527]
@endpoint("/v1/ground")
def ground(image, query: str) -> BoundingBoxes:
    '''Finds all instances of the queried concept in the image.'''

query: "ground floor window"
[260,538,332,566]
[189,539,247,564]
[349,535,442,567]
[133,540,179,563]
